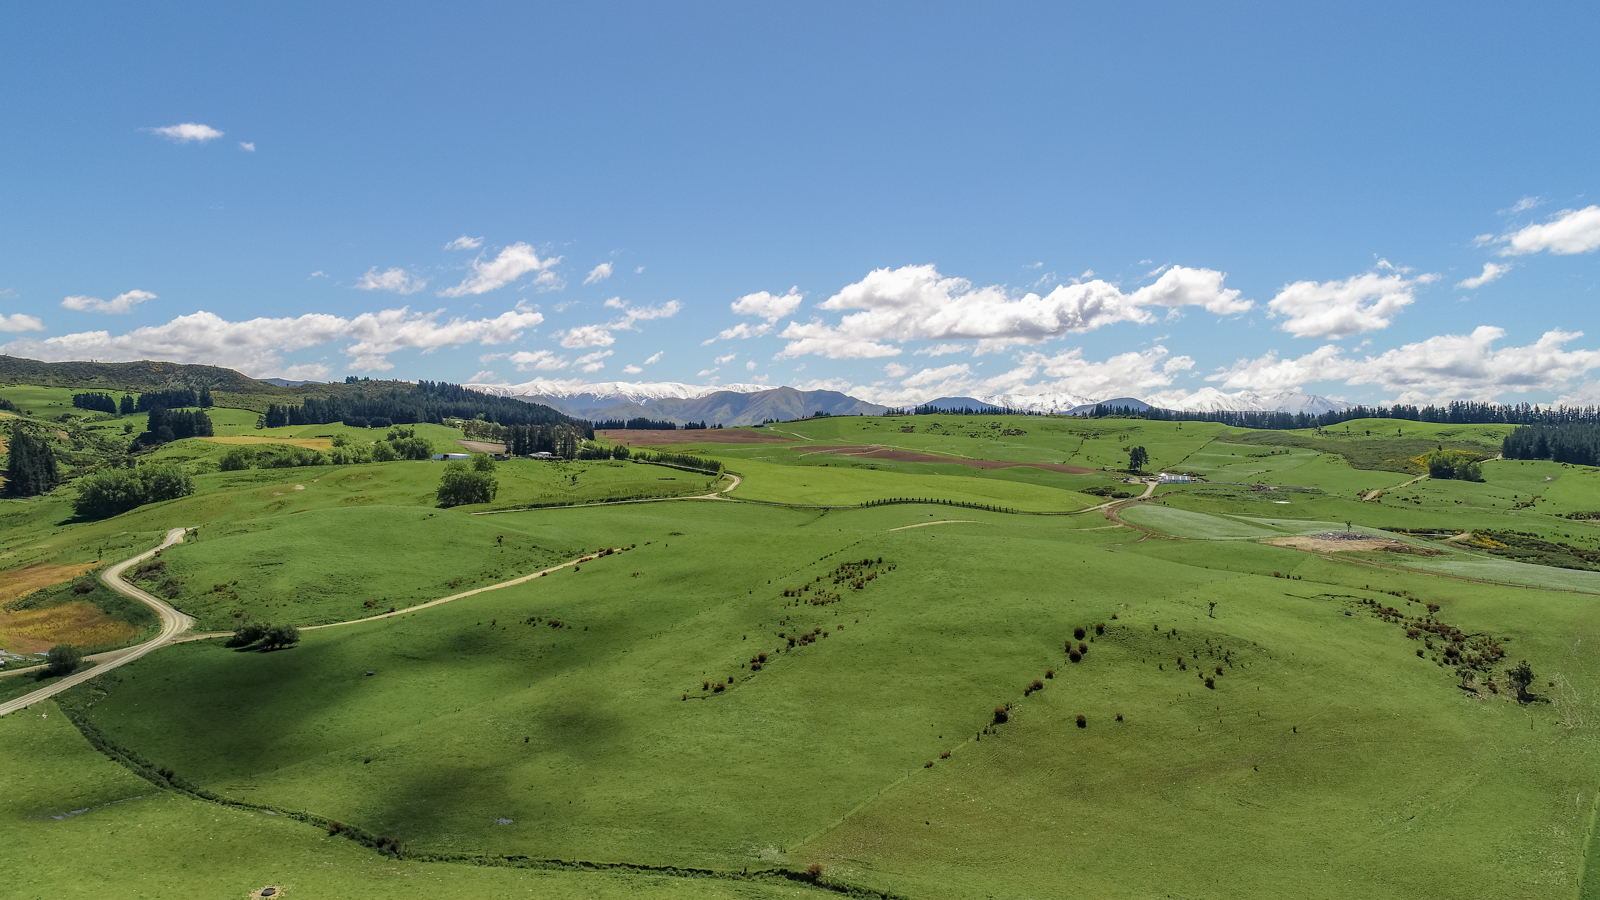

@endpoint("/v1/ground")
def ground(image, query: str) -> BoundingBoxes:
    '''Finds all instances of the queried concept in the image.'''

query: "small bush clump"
[1076,714,1086,728]
[993,706,1010,724]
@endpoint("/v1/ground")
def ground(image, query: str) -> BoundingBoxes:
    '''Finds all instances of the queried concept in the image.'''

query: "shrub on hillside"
[73,464,194,520]
[437,457,498,507]
[42,644,82,677]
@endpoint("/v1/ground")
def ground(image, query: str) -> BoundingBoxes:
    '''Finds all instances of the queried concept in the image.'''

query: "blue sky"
[3,3,1598,407]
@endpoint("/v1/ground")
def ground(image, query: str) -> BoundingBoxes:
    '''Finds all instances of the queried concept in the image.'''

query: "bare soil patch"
[0,563,96,604]
[802,444,1097,474]
[455,439,506,453]
[0,601,137,654]
[1268,534,1443,555]
[601,428,794,446]
[201,436,333,450]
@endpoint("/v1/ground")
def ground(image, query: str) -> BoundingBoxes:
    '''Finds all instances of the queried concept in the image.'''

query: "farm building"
[1157,472,1193,484]
[431,453,471,461]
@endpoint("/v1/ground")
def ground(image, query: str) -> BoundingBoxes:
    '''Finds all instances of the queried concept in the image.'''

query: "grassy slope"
[73,494,1600,898]
[0,702,820,900]
[15,410,1600,898]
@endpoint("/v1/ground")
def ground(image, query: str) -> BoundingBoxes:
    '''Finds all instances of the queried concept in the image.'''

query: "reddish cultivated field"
[801,444,1098,474]
[600,428,795,446]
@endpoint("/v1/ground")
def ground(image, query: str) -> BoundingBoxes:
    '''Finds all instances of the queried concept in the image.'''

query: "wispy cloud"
[238,141,256,152]
[445,235,483,251]
[148,123,223,143]
[585,262,614,284]
[1455,262,1510,290]
[356,268,427,295]
[61,289,157,314]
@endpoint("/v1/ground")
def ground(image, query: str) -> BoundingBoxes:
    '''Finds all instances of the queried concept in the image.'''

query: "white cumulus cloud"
[777,264,1247,359]
[149,123,223,143]
[356,268,426,295]
[0,306,543,377]
[239,141,255,152]
[731,287,804,320]
[1456,262,1510,290]
[1267,266,1437,339]
[558,324,616,348]
[585,262,614,285]
[445,235,484,251]
[623,364,643,374]
[441,243,561,296]
[60,289,157,314]
[1211,326,1600,403]
[1495,206,1600,256]
[0,314,45,332]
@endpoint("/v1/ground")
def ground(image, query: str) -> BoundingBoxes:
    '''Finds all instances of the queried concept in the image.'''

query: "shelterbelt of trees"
[1092,400,1600,431]
[261,381,586,433]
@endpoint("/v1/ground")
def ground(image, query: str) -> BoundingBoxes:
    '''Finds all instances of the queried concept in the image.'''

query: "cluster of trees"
[136,406,214,446]
[219,427,433,471]
[72,464,194,519]
[1424,449,1484,481]
[505,423,586,457]
[1127,446,1149,473]
[437,454,498,507]
[593,417,679,430]
[71,391,124,414]
[136,387,212,411]
[906,403,1040,416]
[74,388,215,417]
[258,381,587,431]
[1502,423,1600,466]
[4,420,60,497]
[226,622,300,650]
[627,449,723,474]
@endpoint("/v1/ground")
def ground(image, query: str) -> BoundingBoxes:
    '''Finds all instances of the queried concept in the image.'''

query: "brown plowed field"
[601,429,794,446]
[801,445,1098,474]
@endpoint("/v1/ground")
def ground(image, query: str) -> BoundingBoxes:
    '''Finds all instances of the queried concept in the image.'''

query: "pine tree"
[4,420,61,497]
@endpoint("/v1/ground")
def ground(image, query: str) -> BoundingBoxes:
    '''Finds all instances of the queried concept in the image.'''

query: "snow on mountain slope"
[465,378,769,408]
[467,377,1348,419]
[1161,388,1350,416]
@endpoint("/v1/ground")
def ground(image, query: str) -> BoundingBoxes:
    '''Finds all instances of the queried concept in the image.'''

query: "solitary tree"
[43,644,82,677]
[437,458,498,507]
[1128,446,1149,473]
[1506,660,1536,704]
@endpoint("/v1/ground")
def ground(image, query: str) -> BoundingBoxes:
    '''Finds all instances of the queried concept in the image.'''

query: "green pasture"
[724,456,1095,511]
[768,414,1227,472]
[14,401,1600,898]
[55,497,1599,898]
[0,704,820,900]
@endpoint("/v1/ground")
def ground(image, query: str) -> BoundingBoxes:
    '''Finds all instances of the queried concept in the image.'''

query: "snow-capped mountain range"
[466,377,1351,424]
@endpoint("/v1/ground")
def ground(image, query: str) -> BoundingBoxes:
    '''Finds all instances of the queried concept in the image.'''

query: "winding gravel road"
[0,527,195,718]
